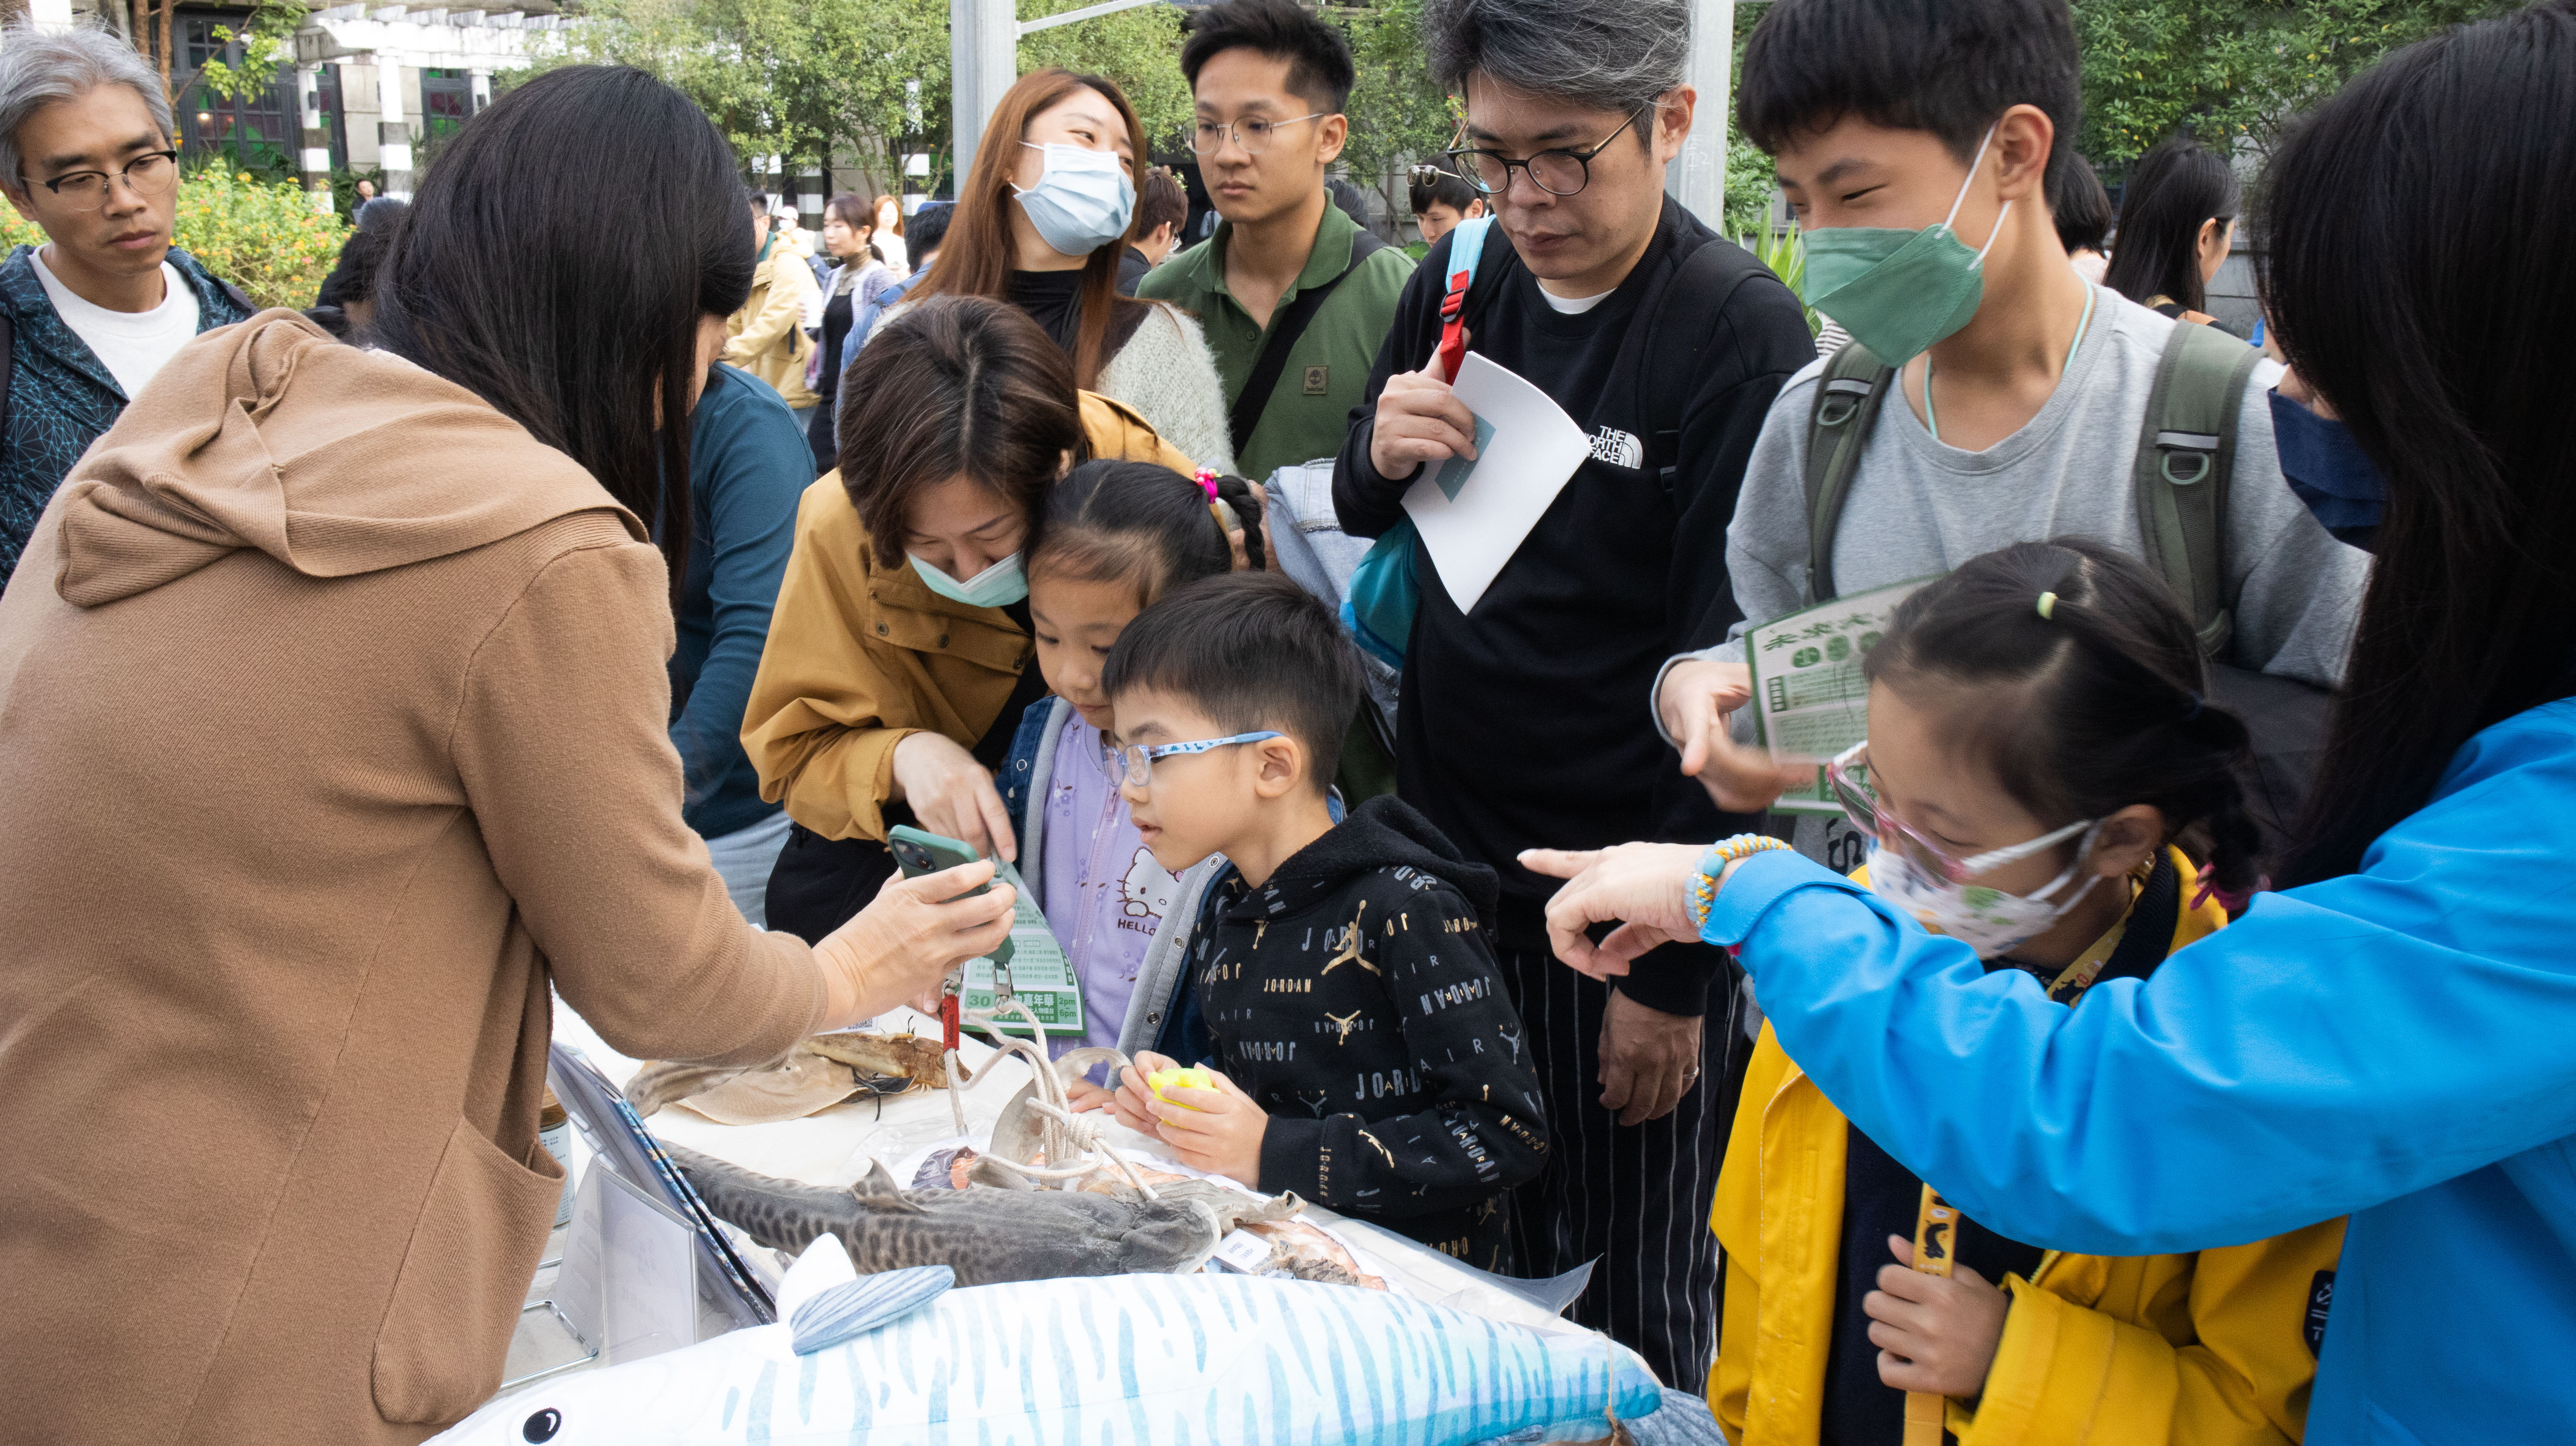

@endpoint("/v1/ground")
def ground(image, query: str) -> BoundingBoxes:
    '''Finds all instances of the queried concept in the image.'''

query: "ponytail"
[1863,538,2266,899]
[1029,461,1264,605]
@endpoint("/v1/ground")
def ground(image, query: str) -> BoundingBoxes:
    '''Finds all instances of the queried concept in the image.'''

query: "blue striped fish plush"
[431,1236,1662,1445]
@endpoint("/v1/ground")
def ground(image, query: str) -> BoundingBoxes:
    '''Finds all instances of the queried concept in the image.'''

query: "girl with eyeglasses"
[1706,539,2343,1445]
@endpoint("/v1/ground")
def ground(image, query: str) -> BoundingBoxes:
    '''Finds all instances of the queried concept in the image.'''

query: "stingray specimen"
[624,1032,950,1124]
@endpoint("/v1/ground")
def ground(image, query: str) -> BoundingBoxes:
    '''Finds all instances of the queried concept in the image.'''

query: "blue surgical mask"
[1012,143,1135,258]
[2269,389,2385,552]
[909,551,1029,608]
[1799,124,2012,366]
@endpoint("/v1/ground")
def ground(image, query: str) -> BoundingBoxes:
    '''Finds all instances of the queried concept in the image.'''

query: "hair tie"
[2036,591,2058,620]
[2179,690,2204,722]
[1193,467,1220,499]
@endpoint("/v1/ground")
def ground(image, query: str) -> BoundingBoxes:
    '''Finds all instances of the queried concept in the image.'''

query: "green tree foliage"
[1019,0,1194,155]
[559,0,948,196]
[2072,0,2532,165]
[1332,0,1461,220]
[194,1,301,108]
[559,0,1204,195]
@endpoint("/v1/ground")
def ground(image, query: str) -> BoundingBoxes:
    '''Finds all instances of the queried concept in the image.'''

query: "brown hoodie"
[0,313,826,1444]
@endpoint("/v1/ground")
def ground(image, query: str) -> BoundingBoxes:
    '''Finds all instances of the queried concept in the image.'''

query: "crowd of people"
[0,0,2570,1442]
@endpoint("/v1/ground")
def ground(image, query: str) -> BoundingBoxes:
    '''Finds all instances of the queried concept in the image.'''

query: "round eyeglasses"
[34,149,179,213]
[1444,107,1649,198]
[1190,112,1326,156]
[1097,731,1285,790]
[1826,741,2095,884]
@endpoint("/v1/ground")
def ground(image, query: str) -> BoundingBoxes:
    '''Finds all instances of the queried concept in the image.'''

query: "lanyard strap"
[1924,281,2096,444]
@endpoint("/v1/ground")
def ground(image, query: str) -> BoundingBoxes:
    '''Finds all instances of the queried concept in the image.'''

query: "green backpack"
[1802,320,2264,651]
[1798,321,2326,869]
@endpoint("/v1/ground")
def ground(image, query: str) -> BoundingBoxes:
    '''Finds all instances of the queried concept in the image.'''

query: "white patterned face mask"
[1864,821,2103,959]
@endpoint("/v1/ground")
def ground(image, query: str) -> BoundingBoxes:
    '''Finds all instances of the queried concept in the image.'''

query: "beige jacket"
[745,392,1194,839]
[723,235,819,408]
[0,313,827,1444]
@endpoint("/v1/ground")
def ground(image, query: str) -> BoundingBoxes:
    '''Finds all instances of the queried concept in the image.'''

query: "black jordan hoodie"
[1183,795,1549,1270]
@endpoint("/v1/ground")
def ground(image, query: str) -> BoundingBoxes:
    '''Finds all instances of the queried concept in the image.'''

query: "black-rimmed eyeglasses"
[1443,108,1649,198]
[33,149,179,212]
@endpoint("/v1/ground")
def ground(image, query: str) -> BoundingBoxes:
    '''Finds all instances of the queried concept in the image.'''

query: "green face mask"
[1799,124,2011,365]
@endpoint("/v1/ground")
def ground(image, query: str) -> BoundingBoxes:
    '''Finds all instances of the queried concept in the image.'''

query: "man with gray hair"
[1331,0,1814,1385]
[0,19,252,589]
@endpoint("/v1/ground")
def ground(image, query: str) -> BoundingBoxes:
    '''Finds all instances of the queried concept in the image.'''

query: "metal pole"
[799,163,825,231]
[1667,0,1734,231]
[375,50,414,201]
[298,61,335,216]
[948,0,1015,196]
[1015,0,1167,37]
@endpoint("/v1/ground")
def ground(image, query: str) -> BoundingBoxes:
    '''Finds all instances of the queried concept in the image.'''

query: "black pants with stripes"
[1500,946,1748,1390]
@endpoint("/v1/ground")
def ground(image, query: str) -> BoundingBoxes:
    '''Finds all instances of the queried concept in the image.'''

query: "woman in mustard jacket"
[1701,543,2343,1445]
[744,294,1193,942]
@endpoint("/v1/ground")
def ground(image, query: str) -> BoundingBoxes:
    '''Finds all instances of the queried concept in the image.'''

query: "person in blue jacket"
[1524,6,2576,1443]
[666,361,810,925]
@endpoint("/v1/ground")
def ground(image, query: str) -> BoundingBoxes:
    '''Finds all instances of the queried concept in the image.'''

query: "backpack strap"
[1633,235,1774,490]
[1800,341,1895,604]
[2131,321,2264,659]
[1434,216,1495,380]
[1227,229,1388,455]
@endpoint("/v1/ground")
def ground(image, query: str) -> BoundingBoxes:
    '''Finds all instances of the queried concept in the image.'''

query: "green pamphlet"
[960,859,1085,1034]
[1743,577,1937,813]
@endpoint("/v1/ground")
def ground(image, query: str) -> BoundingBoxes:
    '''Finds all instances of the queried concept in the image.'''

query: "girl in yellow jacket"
[1710,539,2345,1446]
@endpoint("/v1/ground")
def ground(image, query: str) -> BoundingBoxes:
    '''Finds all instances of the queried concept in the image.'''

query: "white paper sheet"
[1400,351,1592,612]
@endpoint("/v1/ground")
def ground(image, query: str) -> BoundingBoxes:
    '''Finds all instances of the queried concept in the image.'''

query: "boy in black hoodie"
[1100,573,1548,1268]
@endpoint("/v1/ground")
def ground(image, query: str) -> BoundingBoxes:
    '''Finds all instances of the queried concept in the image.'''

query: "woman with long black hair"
[2102,136,2239,323]
[1530,6,2576,1440]
[0,67,1014,1443]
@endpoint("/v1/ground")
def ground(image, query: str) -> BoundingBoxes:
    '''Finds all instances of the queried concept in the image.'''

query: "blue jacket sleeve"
[1700,702,2576,1256]
[671,374,807,824]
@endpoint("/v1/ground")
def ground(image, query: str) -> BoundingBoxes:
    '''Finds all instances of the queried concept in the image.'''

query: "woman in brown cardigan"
[746,295,1194,942]
[0,70,1013,1445]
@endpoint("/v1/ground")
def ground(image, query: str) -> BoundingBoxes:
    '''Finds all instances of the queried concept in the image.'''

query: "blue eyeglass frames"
[1097,731,1285,789]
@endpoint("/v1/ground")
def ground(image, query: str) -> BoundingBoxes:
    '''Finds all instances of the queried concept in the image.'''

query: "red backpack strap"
[1431,216,1494,380]
[1437,264,1473,380]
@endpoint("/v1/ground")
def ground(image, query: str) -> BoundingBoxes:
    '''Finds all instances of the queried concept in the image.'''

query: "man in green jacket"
[1141,0,1413,483]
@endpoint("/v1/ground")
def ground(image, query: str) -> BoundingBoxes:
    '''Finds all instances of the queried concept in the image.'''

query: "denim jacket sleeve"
[1699,700,2576,1256]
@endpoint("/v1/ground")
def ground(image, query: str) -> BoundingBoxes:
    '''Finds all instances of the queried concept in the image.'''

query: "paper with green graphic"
[1744,576,1937,813]
[960,859,1084,1034]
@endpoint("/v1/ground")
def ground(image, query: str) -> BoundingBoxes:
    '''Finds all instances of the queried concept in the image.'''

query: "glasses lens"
[1528,151,1589,196]
[1189,122,1225,155]
[1454,151,1507,194]
[1899,830,1974,884]
[1236,117,1273,152]
[1829,769,1880,841]
[127,153,175,194]
[57,173,106,210]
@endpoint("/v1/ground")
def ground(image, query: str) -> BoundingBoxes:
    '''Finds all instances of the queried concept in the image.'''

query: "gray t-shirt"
[1693,286,2366,687]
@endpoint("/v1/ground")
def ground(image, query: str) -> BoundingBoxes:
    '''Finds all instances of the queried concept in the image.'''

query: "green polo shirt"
[1137,199,1416,483]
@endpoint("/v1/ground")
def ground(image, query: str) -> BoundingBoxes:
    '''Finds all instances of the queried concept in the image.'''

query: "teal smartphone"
[886,824,986,893]
[885,824,1011,971]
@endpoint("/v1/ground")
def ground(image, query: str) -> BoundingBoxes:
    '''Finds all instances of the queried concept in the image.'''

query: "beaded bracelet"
[1686,834,1794,931]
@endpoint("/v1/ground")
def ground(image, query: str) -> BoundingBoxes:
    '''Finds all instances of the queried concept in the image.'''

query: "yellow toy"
[1145,1065,1217,1111]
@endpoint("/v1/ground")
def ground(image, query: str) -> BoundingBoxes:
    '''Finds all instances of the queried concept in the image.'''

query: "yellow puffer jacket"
[722,236,820,409]
[1710,849,2346,1446]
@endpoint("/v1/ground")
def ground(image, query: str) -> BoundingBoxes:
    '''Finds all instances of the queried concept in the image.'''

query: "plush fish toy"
[431,1237,1663,1446]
